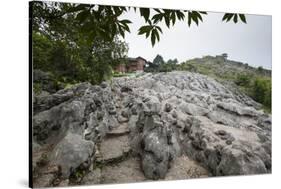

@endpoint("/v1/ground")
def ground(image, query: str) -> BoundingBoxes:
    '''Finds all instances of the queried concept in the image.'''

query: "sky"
[120,9,272,69]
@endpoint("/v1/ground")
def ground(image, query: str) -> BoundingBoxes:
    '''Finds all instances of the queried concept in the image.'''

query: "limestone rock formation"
[32,71,271,187]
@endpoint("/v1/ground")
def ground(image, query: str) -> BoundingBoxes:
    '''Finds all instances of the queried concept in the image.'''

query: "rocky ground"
[32,71,271,187]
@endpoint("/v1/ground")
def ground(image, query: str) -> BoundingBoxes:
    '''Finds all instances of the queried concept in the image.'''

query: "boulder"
[33,99,86,143]
[139,114,181,179]
[50,133,95,178]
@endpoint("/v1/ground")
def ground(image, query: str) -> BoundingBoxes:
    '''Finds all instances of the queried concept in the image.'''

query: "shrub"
[33,82,42,95]
[252,77,271,109]
[235,74,251,86]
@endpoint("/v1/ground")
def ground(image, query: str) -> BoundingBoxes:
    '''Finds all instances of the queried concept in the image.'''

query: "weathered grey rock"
[57,179,69,187]
[143,95,161,114]
[216,145,267,175]
[179,101,209,116]
[82,168,102,185]
[33,71,271,186]
[113,71,271,178]
[50,133,95,178]
[108,106,117,115]
[121,108,130,118]
[106,115,119,129]
[96,135,131,164]
[34,91,74,114]
[121,86,133,93]
[138,114,181,180]
[217,102,260,117]
[33,173,55,188]
[164,103,173,112]
[182,116,270,175]
[107,123,130,136]
[117,114,129,123]
[33,99,86,143]
[100,81,108,88]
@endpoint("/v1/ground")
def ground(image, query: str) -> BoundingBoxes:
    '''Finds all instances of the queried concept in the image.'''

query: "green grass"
[113,72,136,78]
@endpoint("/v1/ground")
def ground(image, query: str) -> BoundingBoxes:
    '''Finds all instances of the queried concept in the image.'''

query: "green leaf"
[151,30,156,46]
[145,29,151,38]
[155,26,162,33]
[199,11,207,15]
[171,11,176,25]
[164,14,170,28]
[122,23,130,32]
[222,13,236,22]
[113,6,123,16]
[67,4,88,13]
[118,24,125,38]
[175,11,185,20]
[140,8,150,22]
[138,25,152,35]
[154,29,160,42]
[222,13,230,21]
[152,14,163,24]
[190,12,199,25]
[120,19,132,24]
[239,14,247,23]
[154,9,162,14]
[234,14,238,23]
[226,14,234,22]
[119,29,125,38]
[188,12,192,26]
[138,29,147,35]
[119,19,132,32]
[194,11,203,22]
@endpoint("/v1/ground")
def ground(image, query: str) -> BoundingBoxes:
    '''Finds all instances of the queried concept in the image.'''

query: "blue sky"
[120,10,272,69]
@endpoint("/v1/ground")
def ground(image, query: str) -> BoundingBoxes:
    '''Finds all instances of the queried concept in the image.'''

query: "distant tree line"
[144,54,178,72]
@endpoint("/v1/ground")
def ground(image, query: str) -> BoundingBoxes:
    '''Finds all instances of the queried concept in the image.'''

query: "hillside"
[32,71,271,187]
[177,55,271,112]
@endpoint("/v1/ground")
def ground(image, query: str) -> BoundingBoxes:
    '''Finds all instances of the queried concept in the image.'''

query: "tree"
[31,1,247,47]
[153,54,165,65]
[257,66,264,73]
[167,58,178,64]
[32,2,128,85]
[252,78,271,109]
[165,58,178,71]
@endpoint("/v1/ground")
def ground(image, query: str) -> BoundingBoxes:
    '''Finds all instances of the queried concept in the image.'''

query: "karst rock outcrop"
[32,71,271,187]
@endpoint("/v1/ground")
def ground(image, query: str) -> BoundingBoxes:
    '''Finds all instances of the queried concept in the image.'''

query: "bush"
[178,63,198,72]
[235,74,251,86]
[33,82,42,95]
[252,78,271,109]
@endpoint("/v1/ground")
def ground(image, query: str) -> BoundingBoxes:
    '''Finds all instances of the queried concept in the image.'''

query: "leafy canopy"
[32,1,129,85]
[32,1,247,47]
